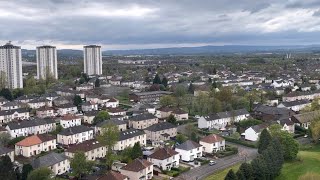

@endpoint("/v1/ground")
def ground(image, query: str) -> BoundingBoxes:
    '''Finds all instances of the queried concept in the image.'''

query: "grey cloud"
[0,0,320,49]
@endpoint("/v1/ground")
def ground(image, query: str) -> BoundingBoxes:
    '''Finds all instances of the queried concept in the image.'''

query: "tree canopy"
[27,167,52,180]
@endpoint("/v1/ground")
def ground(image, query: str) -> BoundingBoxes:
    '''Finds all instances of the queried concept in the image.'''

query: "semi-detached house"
[128,113,158,129]
[15,134,56,157]
[65,140,106,161]
[144,122,177,142]
[114,129,146,151]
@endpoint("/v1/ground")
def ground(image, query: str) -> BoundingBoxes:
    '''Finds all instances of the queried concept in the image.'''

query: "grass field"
[205,144,320,180]
[276,144,320,180]
[205,163,241,180]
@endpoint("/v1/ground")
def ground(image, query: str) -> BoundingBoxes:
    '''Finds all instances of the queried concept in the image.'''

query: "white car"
[209,160,216,166]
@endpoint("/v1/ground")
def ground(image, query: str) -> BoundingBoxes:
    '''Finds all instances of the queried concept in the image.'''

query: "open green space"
[276,144,320,180]
[205,163,241,180]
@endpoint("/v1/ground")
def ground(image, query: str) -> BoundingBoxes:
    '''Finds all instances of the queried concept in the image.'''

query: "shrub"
[224,136,257,148]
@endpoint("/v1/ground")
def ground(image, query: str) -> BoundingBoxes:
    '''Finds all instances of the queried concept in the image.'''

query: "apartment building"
[31,152,70,175]
[65,140,106,161]
[144,122,177,141]
[57,125,94,145]
[128,113,158,129]
[114,129,146,151]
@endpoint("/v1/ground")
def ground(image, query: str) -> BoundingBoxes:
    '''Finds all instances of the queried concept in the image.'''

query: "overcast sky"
[2,0,320,50]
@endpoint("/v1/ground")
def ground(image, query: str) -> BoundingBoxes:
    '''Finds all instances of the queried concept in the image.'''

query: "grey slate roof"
[58,125,93,136]
[175,140,201,151]
[202,109,249,121]
[119,129,145,141]
[144,122,176,132]
[57,103,77,109]
[96,119,126,127]
[129,113,157,122]
[31,152,68,168]
[0,108,29,116]
[280,100,311,107]
[0,146,13,155]
[7,118,55,130]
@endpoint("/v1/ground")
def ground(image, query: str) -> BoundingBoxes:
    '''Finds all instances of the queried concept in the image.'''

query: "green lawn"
[205,163,241,180]
[276,144,320,180]
[205,144,320,180]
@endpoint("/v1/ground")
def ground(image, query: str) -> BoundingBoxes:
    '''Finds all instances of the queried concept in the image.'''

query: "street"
[175,142,258,180]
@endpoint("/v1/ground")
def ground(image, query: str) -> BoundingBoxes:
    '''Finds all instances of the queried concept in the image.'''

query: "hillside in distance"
[103,45,320,55]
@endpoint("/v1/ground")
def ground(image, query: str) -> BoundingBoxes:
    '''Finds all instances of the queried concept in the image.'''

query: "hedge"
[224,136,257,148]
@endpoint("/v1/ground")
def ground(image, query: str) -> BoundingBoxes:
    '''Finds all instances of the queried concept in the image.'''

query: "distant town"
[0,41,319,180]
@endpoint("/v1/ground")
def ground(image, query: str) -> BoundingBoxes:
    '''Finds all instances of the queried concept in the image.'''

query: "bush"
[8,136,25,146]
[224,136,257,148]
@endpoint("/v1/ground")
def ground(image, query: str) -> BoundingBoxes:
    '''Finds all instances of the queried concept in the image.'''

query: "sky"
[2,0,320,50]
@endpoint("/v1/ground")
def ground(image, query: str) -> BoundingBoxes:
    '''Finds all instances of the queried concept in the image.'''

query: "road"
[176,142,258,180]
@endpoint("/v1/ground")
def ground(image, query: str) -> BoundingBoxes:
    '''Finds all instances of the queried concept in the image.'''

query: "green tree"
[0,132,11,146]
[176,134,187,144]
[95,78,100,87]
[97,123,119,169]
[167,114,177,124]
[225,169,237,180]
[131,142,143,159]
[70,151,93,178]
[27,167,52,180]
[251,155,268,180]
[93,111,110,125]
[269,124,299,161]
[236,169,245,180]
[160,95,175,107]
[310,116,320,143]
[188,83,195,94]
[0,155,16,180]
[0,88,13,101]
[73,95,83,107]
[0,71,7,89]
[238,163,253,180]
[162,77,168,87]
[174,85,187,97]
[153,74,161,84]
[21,164,33,180]
[258,129,272,154]
[51,124,63,135]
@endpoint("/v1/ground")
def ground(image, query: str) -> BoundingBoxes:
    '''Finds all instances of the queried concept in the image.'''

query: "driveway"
[175,142,258,180]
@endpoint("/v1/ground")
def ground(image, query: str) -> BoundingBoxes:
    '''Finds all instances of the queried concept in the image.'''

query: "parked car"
[209,160,216,166]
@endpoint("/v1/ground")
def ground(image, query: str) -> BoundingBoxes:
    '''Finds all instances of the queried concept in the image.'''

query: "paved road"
[176,142,258,180]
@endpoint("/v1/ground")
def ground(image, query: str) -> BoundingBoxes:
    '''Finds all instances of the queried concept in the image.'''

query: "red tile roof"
[16,134,55,147]
[200,134,224,144]
[121,158,152,172]
[149,147,178,160]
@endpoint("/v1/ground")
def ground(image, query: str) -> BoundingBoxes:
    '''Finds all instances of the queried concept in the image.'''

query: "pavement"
[175,142,258,180]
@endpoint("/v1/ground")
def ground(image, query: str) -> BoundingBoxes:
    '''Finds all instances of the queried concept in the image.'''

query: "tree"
[238,163,253,180]
[73,95,83,107]
[236,169,245,180]
[95,78,100,87]
[0,88,13,101]
[131,142,143,159]
[160,95,174,107]
[258,129,272,154]
[225,169,237,180]
[0,132,11,146]
[176,134,187,144]
[0,155,16,180]
[269,124,299,161]
[70,151,93,177]
[188,83,195,94]
[97,123,119,169]
[174,85,187,98]
[93,111,110,125]
[251,155,268,180]
[310,116,320,143]
[167,114,177,124]
[162,77,168,87]
[153,74,161,84]
[51,124,63,135]
[27,167,52,180]
[0,71,7,89]
[21,164,33,180]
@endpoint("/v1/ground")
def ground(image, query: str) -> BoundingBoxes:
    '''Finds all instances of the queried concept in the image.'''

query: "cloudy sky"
[1,0,320,50]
